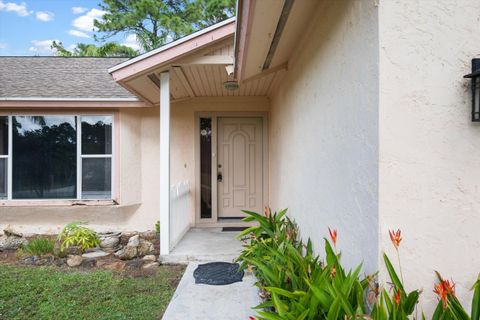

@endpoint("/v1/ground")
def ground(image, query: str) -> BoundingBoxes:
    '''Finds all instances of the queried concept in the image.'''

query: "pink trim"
[111,21,236,82]
[234,0,254,81]
[0,100,150,108]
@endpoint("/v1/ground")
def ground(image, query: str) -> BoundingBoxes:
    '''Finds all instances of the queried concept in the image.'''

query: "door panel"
[217,117,263,218]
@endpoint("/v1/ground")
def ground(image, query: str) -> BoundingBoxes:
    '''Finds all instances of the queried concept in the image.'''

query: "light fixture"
[223,80,239,91]
[225,64,234,75]
[464,58,480,122]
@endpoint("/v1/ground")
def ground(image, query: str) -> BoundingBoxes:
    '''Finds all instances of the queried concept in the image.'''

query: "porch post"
[160,71,170,256]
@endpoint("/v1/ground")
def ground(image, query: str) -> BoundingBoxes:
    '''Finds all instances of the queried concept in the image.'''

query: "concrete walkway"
[161,228,260,319]
[161,228,244,264]
[162,262,261,320]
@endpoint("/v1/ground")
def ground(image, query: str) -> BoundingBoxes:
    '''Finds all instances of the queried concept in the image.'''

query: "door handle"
[217,173,223,182]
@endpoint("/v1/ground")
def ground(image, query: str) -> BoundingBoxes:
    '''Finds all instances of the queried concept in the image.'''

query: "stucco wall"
[378,0,480,315]
[269,0,379,273]
[0,97,269,235]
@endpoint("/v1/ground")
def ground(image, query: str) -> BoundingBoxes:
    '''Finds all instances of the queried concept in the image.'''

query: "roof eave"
[108,17,236,82]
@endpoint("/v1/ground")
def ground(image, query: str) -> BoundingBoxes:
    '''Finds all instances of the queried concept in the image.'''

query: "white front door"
[217,117,264,218]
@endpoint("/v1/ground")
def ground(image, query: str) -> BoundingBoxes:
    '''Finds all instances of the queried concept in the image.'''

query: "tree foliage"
[51,41,139,57]
[94,0,236,51]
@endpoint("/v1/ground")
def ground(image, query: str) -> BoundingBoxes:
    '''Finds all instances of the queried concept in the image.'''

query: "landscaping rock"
[54,258,66,267]
[143,262,159,269]
[127,235,140,247]
[0,234,27,250]
[125,259,144,269]
[67,255,83,267]
[139,230,157,240]
[3,226,23,237]
[114,245,137,260]
[137,239,154,256]
[103,261,126,271]
[81,258,97,268]
[98,232,121,251]
[142,255,156,262]
[22,256,39,265]
[82,250,110,259]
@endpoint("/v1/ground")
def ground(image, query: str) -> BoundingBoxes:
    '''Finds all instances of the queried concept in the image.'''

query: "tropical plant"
[155,220,160,234]
[237,208,371,320]
[94,0,236,51]
[58,221,100,252]
[51,41,139,57]
[431,272,480,320]
[20,237,55,256]
[370,229,422,320]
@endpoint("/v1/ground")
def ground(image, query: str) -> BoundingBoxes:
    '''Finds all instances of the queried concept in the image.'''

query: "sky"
[0,0,140,56]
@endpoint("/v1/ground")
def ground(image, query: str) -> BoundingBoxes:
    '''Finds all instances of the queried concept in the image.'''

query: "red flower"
[328,227,337,247]
[394,288,401,306]
[389,229,402,249]
[434,278,456,308]
[249,317,257,320]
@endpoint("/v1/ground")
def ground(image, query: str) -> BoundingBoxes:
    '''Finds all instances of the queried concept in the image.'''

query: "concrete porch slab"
[160,228,244,264]
[161,262,261,320]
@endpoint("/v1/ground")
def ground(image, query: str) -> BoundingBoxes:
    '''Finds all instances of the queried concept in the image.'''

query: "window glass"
[82,158,111,199]
[0,116,7,155]
[200,118,212,218]
[81,116,112,154]
[12,116,77,199]
[0,158,6,199]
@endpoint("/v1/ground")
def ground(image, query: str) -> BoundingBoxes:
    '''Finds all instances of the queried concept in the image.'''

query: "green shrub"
[20,237,55,256]
[58,221,100,252]
[237,208,369,319]
[155,220,160,234]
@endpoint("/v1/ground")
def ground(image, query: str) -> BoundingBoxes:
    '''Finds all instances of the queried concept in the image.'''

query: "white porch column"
[160,71,170,256]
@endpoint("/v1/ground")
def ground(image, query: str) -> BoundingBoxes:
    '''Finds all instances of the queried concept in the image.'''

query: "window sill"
[0,199,119,207]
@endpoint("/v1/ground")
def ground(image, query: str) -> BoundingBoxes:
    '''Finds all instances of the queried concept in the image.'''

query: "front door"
[217,117,264,218]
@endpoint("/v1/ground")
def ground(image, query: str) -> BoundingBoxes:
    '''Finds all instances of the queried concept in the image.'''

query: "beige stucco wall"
[269,0,379,273]
[379,0,480,315]
[0,97,269,235]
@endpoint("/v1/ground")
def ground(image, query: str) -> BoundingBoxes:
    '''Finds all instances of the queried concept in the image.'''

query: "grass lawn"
[0,264,184,320]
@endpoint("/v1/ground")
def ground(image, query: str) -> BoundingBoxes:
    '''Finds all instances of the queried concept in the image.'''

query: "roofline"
[0,98,150,108]
[108,17,236,74]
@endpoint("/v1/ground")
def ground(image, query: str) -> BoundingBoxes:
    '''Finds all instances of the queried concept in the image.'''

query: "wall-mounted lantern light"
[464,58,480,122]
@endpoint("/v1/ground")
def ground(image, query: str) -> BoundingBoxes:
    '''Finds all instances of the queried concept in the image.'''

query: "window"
[0,115,114,201]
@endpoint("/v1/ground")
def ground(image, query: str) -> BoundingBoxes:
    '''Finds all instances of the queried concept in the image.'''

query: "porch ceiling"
[119,36,284,104]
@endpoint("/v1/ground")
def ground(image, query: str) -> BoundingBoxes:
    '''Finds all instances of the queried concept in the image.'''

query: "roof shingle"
[0,57,137,99]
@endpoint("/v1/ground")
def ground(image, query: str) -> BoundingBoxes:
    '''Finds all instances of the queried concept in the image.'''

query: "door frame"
[194,111,269,226]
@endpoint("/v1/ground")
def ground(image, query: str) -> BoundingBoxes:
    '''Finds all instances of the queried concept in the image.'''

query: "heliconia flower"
[389,229,402,249]
[394,288,401,306]
[328,227,337,247]
[434,278,456,308]
[264,206,270,218]
[249,317,257,320]
[308,263,312,275]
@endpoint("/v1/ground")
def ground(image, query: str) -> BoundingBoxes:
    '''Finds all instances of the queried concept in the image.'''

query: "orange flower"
[389,229,402,249]
[394,288,401,306]
[328,227,337,247]
[434,278,456,308]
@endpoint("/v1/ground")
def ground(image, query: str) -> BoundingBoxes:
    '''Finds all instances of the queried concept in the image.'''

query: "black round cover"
[193,262,244,285]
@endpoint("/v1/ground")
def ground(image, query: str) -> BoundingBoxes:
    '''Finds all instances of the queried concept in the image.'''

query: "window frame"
[0,113,116,203]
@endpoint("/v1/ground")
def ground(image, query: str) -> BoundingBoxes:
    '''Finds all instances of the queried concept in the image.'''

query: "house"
[1,0,479,315]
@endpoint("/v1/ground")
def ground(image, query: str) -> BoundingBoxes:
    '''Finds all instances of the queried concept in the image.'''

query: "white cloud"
[0,42,7,49]
[0,0,31,16]
[29,39,58,55]
[122,34,141,51]
[68,29,90,38]
[72,8,105,32]
[72,6,87,14]
[35,11,54,22]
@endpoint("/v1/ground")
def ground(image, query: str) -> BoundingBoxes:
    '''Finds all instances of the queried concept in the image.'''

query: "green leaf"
[383,253,405,293]
[472,274,480,320]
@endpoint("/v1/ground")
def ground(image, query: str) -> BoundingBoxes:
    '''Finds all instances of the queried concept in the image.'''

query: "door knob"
[217,173,223,182]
